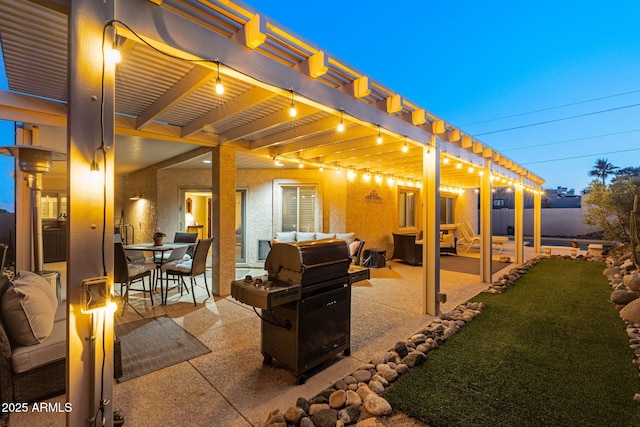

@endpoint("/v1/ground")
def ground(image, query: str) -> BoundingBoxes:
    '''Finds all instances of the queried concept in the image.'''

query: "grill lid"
[265,238,351,286]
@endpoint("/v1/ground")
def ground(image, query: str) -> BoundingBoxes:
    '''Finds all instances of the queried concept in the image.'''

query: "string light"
[215,61,224,95]
[289,89,297,117]
[337,110,345,132]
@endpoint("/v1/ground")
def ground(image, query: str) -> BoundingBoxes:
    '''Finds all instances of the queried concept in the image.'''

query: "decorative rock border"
[263,247,636,426]
[601,245,640,401]
[263,301,485,427]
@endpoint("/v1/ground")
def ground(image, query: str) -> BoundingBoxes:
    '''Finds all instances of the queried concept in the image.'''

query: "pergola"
[0,0,544,424]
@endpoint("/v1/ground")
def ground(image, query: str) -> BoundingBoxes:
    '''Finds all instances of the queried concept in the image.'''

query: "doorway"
[182,189,211,239]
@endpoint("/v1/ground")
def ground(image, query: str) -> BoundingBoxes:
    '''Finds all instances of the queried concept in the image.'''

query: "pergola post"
[422,143,440,315]
[514,178,525,265]
[534,185,542,254]
[210,145,236,296]
[479,162,492,283]
[67,0,116,425]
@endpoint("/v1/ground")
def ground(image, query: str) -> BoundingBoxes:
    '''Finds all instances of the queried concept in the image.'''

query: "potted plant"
[153,228,166,246]
[113,410,125,426]
[57,212,68,228]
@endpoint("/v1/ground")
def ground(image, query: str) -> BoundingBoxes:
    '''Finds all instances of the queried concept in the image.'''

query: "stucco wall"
[120,160,480,267]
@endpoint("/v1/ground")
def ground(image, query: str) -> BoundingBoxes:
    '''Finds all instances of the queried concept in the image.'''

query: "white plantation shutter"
[281,186,316,232]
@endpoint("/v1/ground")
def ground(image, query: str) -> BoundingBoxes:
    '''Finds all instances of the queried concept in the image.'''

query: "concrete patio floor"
[9,241,544,427]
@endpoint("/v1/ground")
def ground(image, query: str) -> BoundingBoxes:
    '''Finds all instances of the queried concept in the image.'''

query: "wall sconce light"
[129,193,141,201]
[273,156,283,167]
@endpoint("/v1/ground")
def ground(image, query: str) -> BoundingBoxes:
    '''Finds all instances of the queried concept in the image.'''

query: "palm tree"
[589,158,619,185]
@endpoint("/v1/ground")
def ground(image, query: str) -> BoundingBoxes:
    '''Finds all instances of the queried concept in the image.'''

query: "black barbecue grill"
[231,238,352,384]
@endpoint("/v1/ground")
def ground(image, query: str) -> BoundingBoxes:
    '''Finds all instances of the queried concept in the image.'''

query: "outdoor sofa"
[0,273,65,424]
[391,231,457,265]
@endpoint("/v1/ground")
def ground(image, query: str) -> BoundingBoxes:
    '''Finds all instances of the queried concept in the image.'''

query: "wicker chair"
[114,242,156,313]
[161,238,213,306]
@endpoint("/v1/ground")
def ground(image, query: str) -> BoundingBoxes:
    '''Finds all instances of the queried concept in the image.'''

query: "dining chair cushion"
[127,263,155,278]
[162,259,192,273]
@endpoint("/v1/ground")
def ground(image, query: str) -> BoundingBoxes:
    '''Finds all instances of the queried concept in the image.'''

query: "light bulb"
[376,135,383,144]
[337,121,345,132]
[289,103,297,117]
[215,77,224,95]
[402,143,408,153]
[105,48,121,65]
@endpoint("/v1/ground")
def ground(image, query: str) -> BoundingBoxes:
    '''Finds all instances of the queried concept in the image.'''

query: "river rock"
[401,351,426,367]
[345,390,362,407]
[329,390,346,409]
[624,272,640,291]
[368,380,385,394]
[621,259,635,270]
[264,409,286,426]
[312,408,338,427]
[611,290,638,305]
[356,384,374,402]
[352,369,371,383]
[284,406,306,425]
[620,298,640,323]
[363,394,392,416]
[394,341,409,358]
[309,403,330,415]
[300,417,315,427]
[338,405,361,424]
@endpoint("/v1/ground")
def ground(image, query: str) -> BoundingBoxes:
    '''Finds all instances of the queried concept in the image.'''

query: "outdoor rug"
[439,255,510,275]
[115,316,211,382]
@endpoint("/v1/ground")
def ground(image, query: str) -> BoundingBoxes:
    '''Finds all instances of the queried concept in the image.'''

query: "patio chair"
[153,231,198,263]
[456,221,508,254]
[161,237,213,306]
[114,242,157,314]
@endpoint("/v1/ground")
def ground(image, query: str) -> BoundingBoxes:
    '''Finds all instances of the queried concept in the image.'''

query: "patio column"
[422,142,440,315]
[514,178,525,265]
[533,185,542,253]
[68,1,116,426]
[211,145,236,296]
[479,162,492,283]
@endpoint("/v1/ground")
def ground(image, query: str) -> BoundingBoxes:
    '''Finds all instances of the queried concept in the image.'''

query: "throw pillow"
[275,231,296,243]
[1,283,55,346]
[349,240,361,256]
[14,271,58,310]
[296,232,316,242]
[336,232,356,244]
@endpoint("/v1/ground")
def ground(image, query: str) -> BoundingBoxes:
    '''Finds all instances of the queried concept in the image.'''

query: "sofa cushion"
[275,231,296,243]
[11,305,66,374]
[336,232,356,244]
[1,282,55,346]
[296,232,316,242]
[316,232,336,240]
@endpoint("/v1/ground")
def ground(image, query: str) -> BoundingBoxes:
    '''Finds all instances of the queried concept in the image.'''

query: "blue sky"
[2,1,639,211]
[247,0,640,192]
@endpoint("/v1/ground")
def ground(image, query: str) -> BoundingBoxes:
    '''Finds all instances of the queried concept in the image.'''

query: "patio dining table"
[124,242,192,304]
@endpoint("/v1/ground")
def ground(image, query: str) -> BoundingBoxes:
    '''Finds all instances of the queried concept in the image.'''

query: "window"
[281,186,316,232]
[398,189,416,228]
[440,196,455,224]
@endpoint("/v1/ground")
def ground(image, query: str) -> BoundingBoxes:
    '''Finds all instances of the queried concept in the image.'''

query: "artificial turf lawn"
[383,258,640,427]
